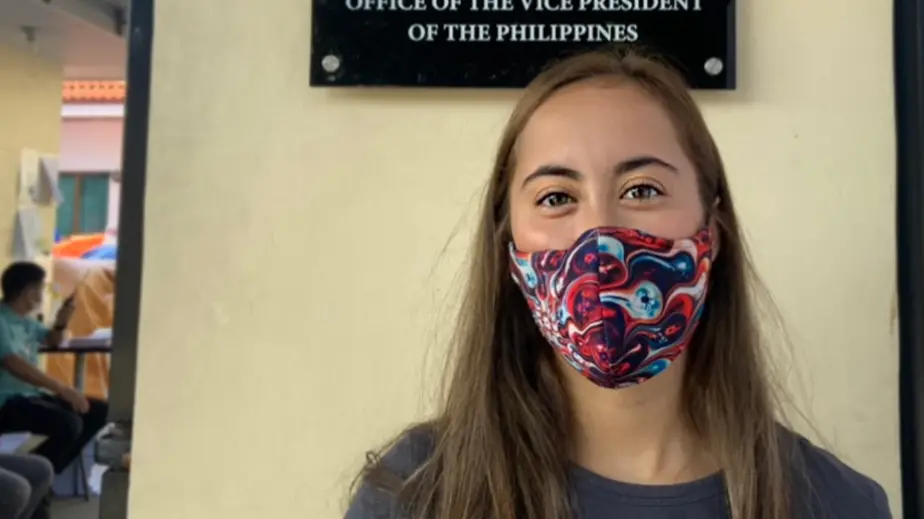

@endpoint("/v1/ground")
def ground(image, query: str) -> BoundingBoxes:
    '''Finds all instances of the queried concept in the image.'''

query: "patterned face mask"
[508,226,714,389]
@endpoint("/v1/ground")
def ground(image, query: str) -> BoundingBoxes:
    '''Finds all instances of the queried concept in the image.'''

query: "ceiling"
[0,0,127,79]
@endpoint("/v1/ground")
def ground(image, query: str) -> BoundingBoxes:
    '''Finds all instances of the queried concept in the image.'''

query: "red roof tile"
[62,81,125,103]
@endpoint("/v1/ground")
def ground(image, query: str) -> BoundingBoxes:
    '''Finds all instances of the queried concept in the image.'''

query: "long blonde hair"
[354,48,791,519]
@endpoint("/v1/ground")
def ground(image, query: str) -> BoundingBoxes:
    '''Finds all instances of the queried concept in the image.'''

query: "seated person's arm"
[42,326,64,349]
[0,319,88,412]
[0,355,67,394]
[41,296,74,349]
[0,321,65,394]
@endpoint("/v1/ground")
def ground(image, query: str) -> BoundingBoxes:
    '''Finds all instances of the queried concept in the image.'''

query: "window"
[56,172,112,239]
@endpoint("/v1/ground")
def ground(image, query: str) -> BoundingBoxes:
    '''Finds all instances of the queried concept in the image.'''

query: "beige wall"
[0,45,61,269]
[131,0,899,517]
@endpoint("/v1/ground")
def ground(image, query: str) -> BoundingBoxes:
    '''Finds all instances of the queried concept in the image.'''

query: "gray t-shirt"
[345,428,892,519]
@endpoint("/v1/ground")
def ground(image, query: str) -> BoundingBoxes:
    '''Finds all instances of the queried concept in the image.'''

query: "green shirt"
[0,304,49,407]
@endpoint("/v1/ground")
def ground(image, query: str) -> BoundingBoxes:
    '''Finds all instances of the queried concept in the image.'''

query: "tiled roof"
[62,81,126,103]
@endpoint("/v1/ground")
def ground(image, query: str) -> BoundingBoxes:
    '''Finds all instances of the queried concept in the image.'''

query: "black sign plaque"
[310,0,735,89]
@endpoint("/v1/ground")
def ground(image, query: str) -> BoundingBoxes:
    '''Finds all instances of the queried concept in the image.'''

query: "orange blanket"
[44,263,115,399]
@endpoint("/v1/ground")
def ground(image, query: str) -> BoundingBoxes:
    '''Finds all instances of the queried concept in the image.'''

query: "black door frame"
[99,0,924,517]
[109,0,152,427]
[97,0,153,516]
[895,0,924,517]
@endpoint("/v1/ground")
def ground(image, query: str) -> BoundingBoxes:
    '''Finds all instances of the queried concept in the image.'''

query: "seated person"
[0,453,53,519]
[0,262,108,478]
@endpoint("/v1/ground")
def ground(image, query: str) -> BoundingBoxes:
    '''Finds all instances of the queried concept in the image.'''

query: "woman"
[346,50,891,519]
[0,452,53,519]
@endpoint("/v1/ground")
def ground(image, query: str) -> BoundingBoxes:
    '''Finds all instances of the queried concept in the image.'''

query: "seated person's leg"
[0,453,53,519]
[0,395,82,473]
[0,465,30,519]
[57,398,109,470]
[83,398,108,439]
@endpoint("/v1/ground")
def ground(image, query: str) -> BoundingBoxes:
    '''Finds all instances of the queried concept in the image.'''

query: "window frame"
[56,171,112,237]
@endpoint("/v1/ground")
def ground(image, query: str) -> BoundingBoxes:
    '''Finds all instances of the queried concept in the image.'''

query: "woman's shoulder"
[344,424,436,519]
[379,425,437,475]
[784,428,892,518]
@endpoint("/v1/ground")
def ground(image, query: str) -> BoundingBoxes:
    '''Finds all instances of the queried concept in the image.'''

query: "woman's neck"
[564,354,718,485]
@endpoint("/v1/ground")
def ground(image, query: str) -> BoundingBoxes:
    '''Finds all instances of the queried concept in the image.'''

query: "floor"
[52,497,99,519]
[51,463,106,519]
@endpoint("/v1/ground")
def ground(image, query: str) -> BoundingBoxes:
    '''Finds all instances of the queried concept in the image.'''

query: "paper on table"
[89,328,113,339]
[11,207,43,261]
[35,155,62,205]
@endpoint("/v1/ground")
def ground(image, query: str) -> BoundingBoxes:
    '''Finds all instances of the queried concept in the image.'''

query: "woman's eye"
[621,184,663,201]
[537,192,575,208]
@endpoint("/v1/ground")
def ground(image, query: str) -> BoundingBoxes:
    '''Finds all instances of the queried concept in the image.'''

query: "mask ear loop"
[706,196,722,256]
[696,197,721,235]
[709,195,722,220]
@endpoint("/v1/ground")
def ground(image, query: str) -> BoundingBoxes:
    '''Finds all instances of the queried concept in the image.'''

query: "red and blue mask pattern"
[508,226,714,389]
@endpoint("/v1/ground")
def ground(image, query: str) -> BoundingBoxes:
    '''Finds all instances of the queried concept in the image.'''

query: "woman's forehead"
[512,82,691,177]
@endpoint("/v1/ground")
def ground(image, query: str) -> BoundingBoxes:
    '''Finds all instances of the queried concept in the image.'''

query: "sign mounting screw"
[704,57,724,76]
[321,54,341,73]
